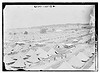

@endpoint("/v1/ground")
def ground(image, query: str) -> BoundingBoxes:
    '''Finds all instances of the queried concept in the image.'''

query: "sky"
[4,5,93,29]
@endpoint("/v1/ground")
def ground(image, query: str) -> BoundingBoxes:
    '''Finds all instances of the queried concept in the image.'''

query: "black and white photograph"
[2,2,98,72]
